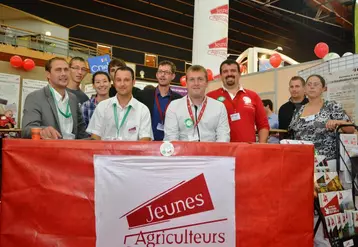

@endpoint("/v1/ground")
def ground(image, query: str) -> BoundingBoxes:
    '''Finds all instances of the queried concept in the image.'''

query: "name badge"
[188,135,199,142]
[128,126,137,133]
[157,123,164,131]
[304,115,315,122]
[230,113,241,121]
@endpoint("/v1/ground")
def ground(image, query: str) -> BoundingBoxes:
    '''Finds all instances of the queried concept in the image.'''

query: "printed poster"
[94,155,235,247]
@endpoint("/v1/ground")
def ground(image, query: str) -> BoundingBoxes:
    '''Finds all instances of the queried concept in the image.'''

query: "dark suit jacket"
[136,87,182,118]
[21,85,88,139]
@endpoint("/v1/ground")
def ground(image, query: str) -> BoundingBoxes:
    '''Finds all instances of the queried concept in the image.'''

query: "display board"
[0,73,20,126]
[299,55,358,124]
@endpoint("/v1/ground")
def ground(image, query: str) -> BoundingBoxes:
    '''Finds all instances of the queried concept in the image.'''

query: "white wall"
[4,19,69,40]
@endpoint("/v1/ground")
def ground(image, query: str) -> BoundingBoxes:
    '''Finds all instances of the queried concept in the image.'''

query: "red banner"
[0,140,314,247]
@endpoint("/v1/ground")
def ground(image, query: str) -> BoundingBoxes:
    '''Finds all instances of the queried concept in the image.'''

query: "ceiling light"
[45,31,51,36]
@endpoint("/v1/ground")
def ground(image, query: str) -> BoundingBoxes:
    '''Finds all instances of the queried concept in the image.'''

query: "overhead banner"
[94,156,235,247]
[192,0,229,77]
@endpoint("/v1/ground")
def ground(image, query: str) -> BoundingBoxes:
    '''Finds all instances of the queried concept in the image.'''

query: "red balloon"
[23,58,35,71]
[206,69,213,81]
[180,75,186,87]
[10,55,23,68]
[269,54,282,68]
[239,64,244,73]
[314,42,329,58]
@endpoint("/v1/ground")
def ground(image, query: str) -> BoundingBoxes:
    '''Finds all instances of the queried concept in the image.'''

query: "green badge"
[217,96,226,102]
[184,118,194,128]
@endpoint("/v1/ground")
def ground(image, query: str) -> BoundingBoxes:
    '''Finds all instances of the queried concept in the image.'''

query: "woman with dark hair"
[288,74,355,160]
[81,71,111,127]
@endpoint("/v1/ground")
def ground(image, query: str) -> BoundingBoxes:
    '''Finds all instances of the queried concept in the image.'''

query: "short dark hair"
[186,65,208,81]
[306,74,326,87]
[45,57,67,72]
[108,58,126,73]
[262,99,273,111]
[289,76,305,86]
[158,60,176,74]
[114,66,135,80]
[144,84,156,90]
[220,59,240,74]
[92,71,111,84]
[69,56,86,67]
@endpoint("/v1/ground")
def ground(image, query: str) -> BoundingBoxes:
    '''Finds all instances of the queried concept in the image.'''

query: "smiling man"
[66,57,89,105]
[22,57,87,139]
[164,65,230,142]
[87,66,152,141]
[207,59,269,143]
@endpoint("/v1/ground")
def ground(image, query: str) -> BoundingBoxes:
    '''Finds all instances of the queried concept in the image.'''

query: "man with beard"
[207,59,269,143]
[66,57,89,105]
[136,60,182,141]
[22,57,87,139]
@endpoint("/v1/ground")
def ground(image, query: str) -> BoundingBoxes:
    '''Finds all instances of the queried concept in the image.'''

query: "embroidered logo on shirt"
[242,96,252,104]
[217,96,226,102]
[184,118,194,128]
[128,126,137,133]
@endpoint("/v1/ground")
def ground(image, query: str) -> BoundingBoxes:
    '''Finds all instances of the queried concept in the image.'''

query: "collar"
[50,85,69,103]
[112,95,136,110]
[289,97,308,104]
[156,87,171,97]
[187,95,206,107]
[222,85,246,94]
[90,96,97,105]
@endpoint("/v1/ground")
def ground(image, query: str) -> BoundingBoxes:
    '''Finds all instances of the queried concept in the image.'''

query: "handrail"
[1,24,99,53]
[0,24,101,59]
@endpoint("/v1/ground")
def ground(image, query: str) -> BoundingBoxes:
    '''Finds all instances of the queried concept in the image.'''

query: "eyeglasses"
[71,67,88,73]
[157,70,172,75]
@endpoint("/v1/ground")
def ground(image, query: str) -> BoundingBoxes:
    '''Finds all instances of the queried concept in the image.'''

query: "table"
[1,140,314,247]
[0,128,21,138]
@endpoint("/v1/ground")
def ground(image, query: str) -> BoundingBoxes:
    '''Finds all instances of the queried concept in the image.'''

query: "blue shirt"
[268,113,279,143]
[152,88,171,141]
[81,97,97,128]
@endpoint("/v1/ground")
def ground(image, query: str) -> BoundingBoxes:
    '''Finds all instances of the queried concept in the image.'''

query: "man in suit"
[22,57,88,139]
[137,60,182,141]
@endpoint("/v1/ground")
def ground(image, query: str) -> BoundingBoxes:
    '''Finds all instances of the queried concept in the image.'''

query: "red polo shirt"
[207,87,269,142]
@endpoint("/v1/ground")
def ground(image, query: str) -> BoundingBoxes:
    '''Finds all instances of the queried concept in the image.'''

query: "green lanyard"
[113,104,132,138]
[49,87,72,118]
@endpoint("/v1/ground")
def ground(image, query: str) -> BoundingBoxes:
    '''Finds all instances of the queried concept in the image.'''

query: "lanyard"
[113,104,132,137]
[154,90,172,123]
[49,87,72,118]
[187,96,207,128]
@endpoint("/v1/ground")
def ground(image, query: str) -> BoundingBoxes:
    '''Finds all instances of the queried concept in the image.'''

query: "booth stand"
[0,140,314,247]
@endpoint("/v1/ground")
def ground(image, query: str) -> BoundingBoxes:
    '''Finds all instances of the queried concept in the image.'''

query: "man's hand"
[40,126,61,139]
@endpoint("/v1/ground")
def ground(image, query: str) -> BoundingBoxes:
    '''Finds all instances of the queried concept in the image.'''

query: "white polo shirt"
[86,96,153,140]
[164,96,230,142]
